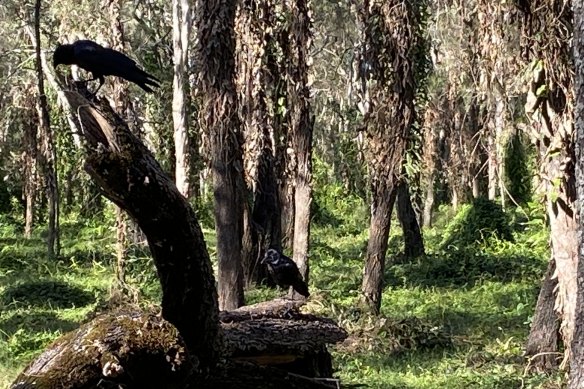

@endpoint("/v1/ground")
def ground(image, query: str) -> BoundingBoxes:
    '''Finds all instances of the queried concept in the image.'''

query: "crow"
[53,40,160,95]
[261,248,310,298]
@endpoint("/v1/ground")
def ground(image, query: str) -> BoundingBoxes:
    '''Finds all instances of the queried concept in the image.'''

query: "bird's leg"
[89,75,105,97]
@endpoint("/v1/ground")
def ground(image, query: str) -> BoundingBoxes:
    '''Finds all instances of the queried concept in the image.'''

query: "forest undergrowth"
[0,184,563,388]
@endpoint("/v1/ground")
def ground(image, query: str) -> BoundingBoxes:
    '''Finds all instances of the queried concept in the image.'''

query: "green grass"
[0,197,564,388]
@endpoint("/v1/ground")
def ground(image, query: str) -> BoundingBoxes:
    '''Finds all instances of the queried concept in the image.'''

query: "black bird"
[53,40,160,95]
[261,248,310,298]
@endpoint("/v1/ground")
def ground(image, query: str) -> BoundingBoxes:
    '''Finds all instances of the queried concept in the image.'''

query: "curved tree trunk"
[62,91,221,368]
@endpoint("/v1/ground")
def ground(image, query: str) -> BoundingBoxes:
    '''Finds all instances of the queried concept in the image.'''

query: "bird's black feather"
[261,249,309,298]
[53,40,160,94]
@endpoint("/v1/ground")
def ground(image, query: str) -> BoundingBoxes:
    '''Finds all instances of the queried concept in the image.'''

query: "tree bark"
[519,1,576,369]
[569,2,584,385]
[196,0,245,310]
[32,0,59,258]
[525,259,560,372]
[62,91,221,368]
[362,186,397,313]
[358,0,418,314]
[236,0,283,284]
[172,0,192,198]
[285,0,314,288]
[23,108,37,239]
[397,182,425,258]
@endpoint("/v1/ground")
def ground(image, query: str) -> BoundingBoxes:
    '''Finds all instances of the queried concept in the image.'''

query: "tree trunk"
[362,185,397,313]
[357,0,419,314]
[236,0,283,285]
[397,182,424,258]
[23,110,37,239]
[520,0,576,369]
[525,259,560,372]
[288,0,314,285]
[172,0,192,198]
[569,3,584,385]
[32,0,59,259]
[196,0,245,310]
[108,0,132,297]
[62,91,221,368]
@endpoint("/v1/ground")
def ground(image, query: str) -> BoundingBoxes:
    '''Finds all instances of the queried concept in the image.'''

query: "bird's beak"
[260,257,267,265]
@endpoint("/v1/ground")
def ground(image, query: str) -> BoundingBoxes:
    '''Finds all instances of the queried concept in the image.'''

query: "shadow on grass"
[385,251,546,289]
[0,311,78,338]
[1,280,95,309]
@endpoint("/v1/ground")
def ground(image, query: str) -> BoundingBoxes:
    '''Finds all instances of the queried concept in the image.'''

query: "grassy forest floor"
[0,186,565,388]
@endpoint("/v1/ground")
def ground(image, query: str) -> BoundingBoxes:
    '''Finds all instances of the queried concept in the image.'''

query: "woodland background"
[0,0,581,387]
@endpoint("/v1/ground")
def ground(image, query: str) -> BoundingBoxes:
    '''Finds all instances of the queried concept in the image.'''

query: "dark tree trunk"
[62,91,221,368]
[397,182,425,258]
[236,0,283,285]
[362,186,397,313]
[357,0,418,314]
[196,0,245,310]
[525,259,560,372]
[32,0,59,258]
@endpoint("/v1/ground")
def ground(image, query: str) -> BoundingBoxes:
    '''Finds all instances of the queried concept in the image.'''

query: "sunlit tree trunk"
[173,0,192,198]
[569,2,584,384]
[287,0,314,288]
[108,0,133,296]
[32,0,59,258]
[23,104,37,238]
[520,0,576,370]
[196,0,244,310]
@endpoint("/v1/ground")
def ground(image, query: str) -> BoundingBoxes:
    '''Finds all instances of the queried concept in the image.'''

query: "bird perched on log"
[53,40,160,95]
[261,248,310,298]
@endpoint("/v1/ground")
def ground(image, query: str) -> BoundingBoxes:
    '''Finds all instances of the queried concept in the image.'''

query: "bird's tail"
[293,280,310,298]
[131,68,161,93]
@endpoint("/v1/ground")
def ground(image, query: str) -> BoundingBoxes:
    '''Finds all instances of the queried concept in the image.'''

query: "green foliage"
[504,131,534,205]
[440,198,513,249]
[312,157,369,236]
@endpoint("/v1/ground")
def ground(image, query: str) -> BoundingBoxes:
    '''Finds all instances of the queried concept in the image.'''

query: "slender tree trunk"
[32,0,59,258]
[196,0,245,310]
[526,259,560,371]
[173,0,192,198]
[287,0,314,286]
[23,111,37,238]
[570,4,584,384]
[109,0,131,295]
[397,182,424,258]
